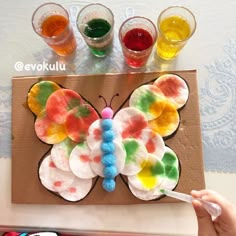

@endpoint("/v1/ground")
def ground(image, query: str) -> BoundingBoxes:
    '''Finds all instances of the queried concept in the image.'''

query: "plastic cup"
[77,3,114,57]
[156,6,196,60]
[119,16,157,68]
[32,3,76,56]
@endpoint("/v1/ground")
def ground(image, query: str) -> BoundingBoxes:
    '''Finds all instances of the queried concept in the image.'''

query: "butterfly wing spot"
[94,128,102,140]
[128,154,165,191]
[69,142,96,179]
[27,81,61,116]
[153,74,189,109]
[51,138,78,172]
[39,155,75,192]
[35,109,67,144]
[69,187,77,193]
[94,155,102,163]
[148,101,180,137]
[114,107,148,139]
[133,129,165,160]
[58,178,93,202]
[46,89,83,124]
[54,181,62,187]
[49,161,56,168]
[79,154,90,163]
[129,85,166,120]
[120,138,148,176]
[65,104,99,143]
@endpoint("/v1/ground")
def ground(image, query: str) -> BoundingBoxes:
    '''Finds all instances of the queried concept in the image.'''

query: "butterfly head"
[99,93,119,119]
[101,107,113,119]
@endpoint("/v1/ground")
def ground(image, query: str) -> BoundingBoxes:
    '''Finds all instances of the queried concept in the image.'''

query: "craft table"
[1,0,236,235]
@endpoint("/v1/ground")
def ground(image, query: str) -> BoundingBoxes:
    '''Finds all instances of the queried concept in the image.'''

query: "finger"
[191,189,218,199]
[191,189,230,209]
[192,190,236,226]
[199,191,234,216]
[192,200,217,236]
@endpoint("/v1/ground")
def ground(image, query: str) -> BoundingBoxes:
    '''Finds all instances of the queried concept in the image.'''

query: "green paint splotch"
[124,140,139,163]
[75,106,90,118]
[38,81,59,107]
[151,160,165,176]
[62,138,77,158]
[67,98,81,110]
[165,165,179,180]
[162,152,177,165]
[162,151,179,180]
[137,90,157,113]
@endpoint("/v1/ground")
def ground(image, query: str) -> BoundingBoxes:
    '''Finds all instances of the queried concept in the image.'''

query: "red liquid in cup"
[122,28,153,67]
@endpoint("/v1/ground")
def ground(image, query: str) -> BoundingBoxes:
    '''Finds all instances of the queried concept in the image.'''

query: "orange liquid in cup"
[41,15,76,56]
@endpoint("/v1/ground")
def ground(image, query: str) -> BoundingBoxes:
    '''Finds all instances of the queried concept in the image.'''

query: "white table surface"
[1,0,236,235]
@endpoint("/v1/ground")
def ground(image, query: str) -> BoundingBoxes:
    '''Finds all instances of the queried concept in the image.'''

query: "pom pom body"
[101,116,117,192]
[103,166,118,178]
[101,142,115,154]
[102,178,116,192]
[102,154,116,166]
[101,119,113,130]
[102,130,115,142]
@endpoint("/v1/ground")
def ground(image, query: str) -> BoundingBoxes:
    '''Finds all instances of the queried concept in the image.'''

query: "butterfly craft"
[27,74,189,202]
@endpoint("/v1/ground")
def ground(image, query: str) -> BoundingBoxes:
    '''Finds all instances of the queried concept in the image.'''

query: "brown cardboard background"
[12,70,205,204]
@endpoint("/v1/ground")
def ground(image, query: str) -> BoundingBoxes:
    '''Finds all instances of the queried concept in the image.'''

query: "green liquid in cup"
[84,18,111,37]
[84,18,112,57]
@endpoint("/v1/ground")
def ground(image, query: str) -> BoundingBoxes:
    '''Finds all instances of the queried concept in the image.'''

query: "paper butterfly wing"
[27,81,100,201]
[115,74,189,200]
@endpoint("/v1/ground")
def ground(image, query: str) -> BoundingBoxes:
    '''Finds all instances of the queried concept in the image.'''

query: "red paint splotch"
[122,115,148,138]
[157,76,183,98]
[65,105,99,142]
[69,187,77,193]
[80,154,90,163]
[93,128,101,140]
[46,89,83,124]
[131,130,142,139]
[146,138,156,153]
[54,181,62,187]
[49,161,56,168]
[93,155,101,163]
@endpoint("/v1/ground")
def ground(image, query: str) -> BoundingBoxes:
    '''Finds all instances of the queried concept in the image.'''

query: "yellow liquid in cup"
[157,16,191,59]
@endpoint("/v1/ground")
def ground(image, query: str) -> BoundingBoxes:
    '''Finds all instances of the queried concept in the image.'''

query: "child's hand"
[191,189,236,236]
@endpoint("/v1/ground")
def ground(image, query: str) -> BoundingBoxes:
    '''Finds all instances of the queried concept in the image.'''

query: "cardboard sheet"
[12,70,205,204]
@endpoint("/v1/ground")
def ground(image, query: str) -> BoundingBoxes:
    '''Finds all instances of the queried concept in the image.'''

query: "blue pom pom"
[101,119,112,131]
[103,165,118,178]
[102,154,116,166]
[102,130,115,142]
[101,142,115,154]
[102,178,116,192]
